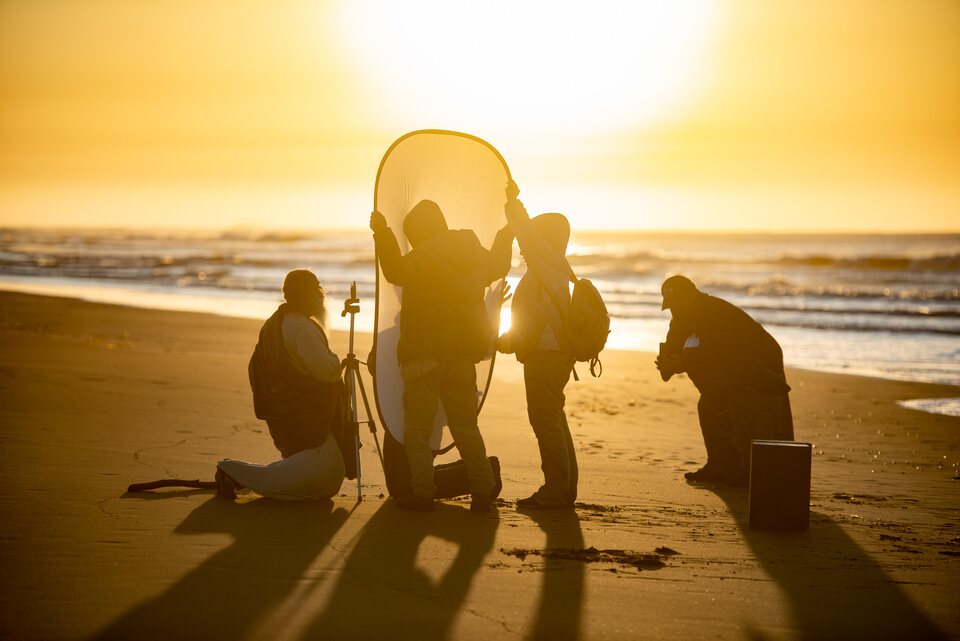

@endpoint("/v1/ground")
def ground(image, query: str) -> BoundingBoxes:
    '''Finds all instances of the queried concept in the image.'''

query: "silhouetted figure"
[656,275,793,486]
[216,269,348,500]
[370,200,513,512]
[499,181,578,508]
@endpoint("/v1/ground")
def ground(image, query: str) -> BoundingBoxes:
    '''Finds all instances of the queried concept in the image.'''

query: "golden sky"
[1,0,958,231]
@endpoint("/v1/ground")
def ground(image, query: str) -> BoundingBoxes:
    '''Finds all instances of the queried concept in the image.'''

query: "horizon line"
[2,224,958,236]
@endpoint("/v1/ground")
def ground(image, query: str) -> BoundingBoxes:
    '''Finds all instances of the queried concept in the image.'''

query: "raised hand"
[494,280,513,304]
[369,210,387,232]
[504,198,528,220]
[484,280,514,349]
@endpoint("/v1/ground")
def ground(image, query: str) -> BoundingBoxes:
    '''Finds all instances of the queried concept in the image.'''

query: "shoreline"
[1,291,958,640]
[2,279,958,396]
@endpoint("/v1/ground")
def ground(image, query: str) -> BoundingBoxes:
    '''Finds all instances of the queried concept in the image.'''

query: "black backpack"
[544,269,610,378]
[565,276,610,377]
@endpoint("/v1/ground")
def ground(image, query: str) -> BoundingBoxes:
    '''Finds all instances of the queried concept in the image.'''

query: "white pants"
[217,433,345,501]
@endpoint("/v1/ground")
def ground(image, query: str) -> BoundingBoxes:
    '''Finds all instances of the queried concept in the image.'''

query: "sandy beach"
[0,291,958,641]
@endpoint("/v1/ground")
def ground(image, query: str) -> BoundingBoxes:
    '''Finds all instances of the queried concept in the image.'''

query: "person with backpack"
[371,200,513,512]
[498,181,582,509]
[216,269,351,501]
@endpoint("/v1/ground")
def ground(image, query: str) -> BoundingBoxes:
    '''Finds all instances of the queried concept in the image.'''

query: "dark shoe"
[684,464,730,483]
[516,494,570,509]
[683,465,725,483]
[685,464,749,487]
[395,495,436,512]
[470,494,493,513]
[215,468,237,500]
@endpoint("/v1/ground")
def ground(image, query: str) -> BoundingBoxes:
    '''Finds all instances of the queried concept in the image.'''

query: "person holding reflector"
[499,181,579,509]
[370,201,513,512]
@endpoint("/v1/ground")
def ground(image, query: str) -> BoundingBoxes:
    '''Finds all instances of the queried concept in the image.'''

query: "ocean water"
[1,228,957,392]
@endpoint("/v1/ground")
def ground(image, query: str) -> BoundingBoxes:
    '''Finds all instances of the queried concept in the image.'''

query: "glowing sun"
[332,1,720,136]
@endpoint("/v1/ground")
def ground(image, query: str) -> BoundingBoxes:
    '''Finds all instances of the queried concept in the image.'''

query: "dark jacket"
[664,292,790,399]
[374,226,513,364]
[248,304,352,469]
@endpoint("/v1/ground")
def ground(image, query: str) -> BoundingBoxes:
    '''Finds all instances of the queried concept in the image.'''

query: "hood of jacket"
[407,228,484,274]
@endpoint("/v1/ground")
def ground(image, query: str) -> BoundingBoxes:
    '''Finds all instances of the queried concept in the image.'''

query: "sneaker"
[684,464,749,487]
[470,494,493,513]
[215,468,237,500]
[395,495,436,511]
[516,494,570,509]
[683,463,730,483]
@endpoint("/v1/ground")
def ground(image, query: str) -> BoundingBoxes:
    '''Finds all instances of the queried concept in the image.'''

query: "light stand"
[341,281,384,501]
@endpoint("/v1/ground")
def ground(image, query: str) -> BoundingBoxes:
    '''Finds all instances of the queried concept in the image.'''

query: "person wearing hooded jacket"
[656,275,794,486]
[499,181,579,509]
[370,200,514,512]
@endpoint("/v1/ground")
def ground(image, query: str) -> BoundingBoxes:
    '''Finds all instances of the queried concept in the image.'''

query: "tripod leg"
[355,431,362,501]
[346,366,362,502]
[355,368,385,470]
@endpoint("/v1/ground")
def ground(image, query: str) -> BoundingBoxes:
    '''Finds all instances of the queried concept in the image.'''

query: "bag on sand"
[434,456,502,499]
[383,429,502,499]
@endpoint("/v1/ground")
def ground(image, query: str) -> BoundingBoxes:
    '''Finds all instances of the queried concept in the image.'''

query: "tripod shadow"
[710,487,948,641]
[305,501,498,641]
[121,488,211,500]
[517,508,585,641]
[91,497,350,641]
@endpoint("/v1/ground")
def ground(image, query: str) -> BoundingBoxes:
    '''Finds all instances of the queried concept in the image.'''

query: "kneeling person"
[656,275,794,487]
[217,269,348,500]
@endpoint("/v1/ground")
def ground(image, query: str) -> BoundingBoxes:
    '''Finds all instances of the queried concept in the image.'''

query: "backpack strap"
[433,442,457,456]
[589,357,602,378]
[537,259,578,353]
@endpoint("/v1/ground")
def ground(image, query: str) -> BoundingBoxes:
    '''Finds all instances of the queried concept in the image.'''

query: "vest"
[248,304,347,459]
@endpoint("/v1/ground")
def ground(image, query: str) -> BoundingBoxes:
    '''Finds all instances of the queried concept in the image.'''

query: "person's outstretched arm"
[504,191,571,298]
[370,211,406,286]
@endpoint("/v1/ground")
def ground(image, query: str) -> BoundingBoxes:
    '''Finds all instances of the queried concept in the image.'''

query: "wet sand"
[0,292,958,640]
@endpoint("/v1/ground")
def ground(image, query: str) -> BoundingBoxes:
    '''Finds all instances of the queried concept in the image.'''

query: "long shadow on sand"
[710,486,948,641]
[304,501,498,641]
[516,507,585,641]
[90,496,350,641]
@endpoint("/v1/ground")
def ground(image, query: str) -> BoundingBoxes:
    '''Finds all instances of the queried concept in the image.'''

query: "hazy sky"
[1,0,958,231]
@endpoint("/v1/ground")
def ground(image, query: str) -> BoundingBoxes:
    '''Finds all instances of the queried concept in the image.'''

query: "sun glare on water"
[332,1,719,137]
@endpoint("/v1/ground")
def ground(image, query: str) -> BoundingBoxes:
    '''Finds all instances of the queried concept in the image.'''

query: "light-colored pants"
[402,360,494,499]
[217,432,345,501]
